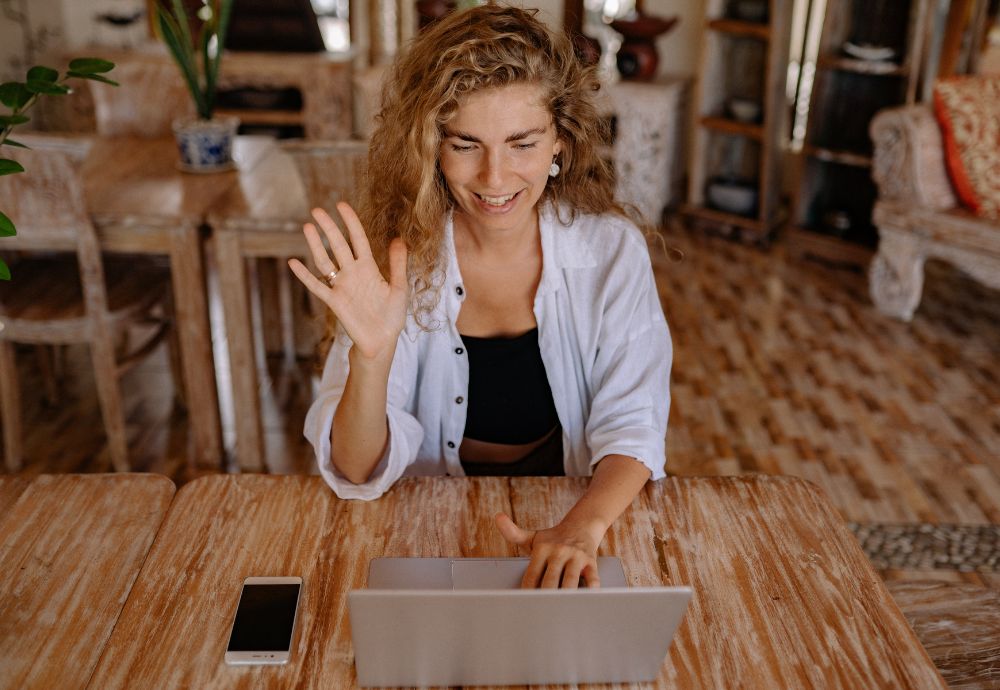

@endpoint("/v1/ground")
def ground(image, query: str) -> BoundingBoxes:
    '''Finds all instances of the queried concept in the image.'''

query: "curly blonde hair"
[358,3,627,326]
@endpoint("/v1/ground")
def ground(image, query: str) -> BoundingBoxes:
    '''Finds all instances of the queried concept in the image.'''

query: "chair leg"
[90,333,130,472]
[35,345,60,406]
[163,294,187,410]
[0,341,24,472]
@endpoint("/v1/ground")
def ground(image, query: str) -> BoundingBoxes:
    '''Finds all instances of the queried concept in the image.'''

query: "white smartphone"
[224,576,303,665]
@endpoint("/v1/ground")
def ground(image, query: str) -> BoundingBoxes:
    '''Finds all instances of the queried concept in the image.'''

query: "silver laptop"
[348,557,691,687]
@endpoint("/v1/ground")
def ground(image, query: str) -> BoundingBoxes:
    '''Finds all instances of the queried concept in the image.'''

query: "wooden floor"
[5,220,1000,590]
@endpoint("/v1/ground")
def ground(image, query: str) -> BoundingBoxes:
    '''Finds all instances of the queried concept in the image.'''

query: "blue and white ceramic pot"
[172,115,240,172]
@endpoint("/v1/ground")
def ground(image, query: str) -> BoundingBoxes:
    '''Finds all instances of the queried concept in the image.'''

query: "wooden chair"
[0,143,175,472]
[88,57,193,137]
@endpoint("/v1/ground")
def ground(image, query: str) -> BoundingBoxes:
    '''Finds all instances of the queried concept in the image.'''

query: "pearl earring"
[549,161,560,178]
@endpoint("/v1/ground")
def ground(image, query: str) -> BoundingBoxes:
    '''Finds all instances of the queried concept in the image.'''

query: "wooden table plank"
[87,475,513,689]
[0,474,175,690]
[647,476,945,689]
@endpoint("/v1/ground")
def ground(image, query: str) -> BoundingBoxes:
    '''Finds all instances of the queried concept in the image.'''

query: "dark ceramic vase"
[610,13,679,81]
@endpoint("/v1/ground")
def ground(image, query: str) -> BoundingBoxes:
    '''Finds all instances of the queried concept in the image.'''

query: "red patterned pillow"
[933,76,1000,219]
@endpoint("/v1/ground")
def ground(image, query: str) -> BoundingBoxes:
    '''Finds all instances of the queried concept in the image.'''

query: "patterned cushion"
[933,76,1000,220]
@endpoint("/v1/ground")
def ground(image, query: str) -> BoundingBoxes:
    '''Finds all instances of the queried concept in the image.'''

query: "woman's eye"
[515,142,537,150]
[451,144,476,153]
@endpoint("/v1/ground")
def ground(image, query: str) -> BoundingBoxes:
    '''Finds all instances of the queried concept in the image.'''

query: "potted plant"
[154,0,237,172]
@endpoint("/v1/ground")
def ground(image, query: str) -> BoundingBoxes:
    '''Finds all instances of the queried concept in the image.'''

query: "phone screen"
[226,583,301,652]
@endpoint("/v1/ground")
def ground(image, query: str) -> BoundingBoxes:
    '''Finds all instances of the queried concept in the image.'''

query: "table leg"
[214,227,265,472]
[169,223,224,468]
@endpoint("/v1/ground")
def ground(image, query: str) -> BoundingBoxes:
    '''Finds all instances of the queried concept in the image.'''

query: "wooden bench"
[887,581,1000,689]
[869,105,1000,321]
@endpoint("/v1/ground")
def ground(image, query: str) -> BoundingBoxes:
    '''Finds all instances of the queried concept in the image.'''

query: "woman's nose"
[479,150,506,188]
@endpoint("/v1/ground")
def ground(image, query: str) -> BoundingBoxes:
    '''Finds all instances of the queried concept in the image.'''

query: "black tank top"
[460,327,560,444]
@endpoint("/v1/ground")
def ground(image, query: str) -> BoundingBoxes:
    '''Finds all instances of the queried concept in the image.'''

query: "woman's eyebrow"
[442,126,548,143]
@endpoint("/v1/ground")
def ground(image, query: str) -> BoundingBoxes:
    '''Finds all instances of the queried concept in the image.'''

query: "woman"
[289,4,671,589]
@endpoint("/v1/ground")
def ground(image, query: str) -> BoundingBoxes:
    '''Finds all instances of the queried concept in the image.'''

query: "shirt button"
[456,286,464,296]
[455,347,464,355]
[455,396,464,404]
[447,441,455,449]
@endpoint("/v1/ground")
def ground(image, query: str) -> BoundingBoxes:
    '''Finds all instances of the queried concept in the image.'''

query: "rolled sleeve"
[304,326,423,500]
[584,233,672,480]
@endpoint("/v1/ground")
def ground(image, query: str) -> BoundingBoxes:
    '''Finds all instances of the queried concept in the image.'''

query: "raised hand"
[288,202,409,362]
[495,512,603,589]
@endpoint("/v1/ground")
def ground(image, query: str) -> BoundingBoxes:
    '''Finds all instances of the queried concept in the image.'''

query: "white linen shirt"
[304,205,672,500]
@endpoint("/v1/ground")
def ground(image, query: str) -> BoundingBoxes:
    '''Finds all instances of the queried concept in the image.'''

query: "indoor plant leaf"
[0,259,10,281]
[26,66,59,84]
[67,58,115,74]
[2,138,27,148]
[0,211,14,237]
[156,6,207,118]
[25,81,70,96]
[0,82,31,110]
[0,115,30,126]
[66,72,120,87]
[0,159,25,176]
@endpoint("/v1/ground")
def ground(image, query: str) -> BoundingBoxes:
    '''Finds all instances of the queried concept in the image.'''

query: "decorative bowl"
[842,42,895,62]
[706,178,758,216]
[727,98,762,123]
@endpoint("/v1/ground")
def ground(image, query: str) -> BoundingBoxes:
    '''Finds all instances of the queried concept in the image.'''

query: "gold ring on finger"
[323,270,338,287]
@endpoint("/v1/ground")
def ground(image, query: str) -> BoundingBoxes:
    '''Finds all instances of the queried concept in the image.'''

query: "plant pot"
[172,115,240,173]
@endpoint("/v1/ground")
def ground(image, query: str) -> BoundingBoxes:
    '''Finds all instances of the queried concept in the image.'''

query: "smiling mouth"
[475,190,522,207]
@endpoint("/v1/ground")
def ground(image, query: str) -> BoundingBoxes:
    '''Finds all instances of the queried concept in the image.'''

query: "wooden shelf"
[215,109,304,126]
[682,203,763,230]
[699,116,765,140]
[817,54,909,77]
[706,18,771,41]
[786,226,875,268]
[801,145,872,168]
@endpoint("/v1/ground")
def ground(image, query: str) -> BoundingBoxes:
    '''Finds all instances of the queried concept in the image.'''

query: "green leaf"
[2,138,27,148]
[67,57,115,74]
[0,211,14,237]
[26,65,59,83]
[25,80,70,95]
[0,114,30,126]
[67,71,119,87]
[0,82,31,109]
[0,259,10,281]
[0,159,25,176]
[156,7,207,116]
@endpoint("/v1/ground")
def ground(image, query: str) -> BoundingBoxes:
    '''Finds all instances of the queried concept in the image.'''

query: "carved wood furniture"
[0,142,175,472]
[0,473,175,689]
[77,136,277,468]
[85,474,946,688]
[88,58,193,137]
[788,0,932,266]
[208,140,368,471]
[683,0,793,244]
[597,77,689,225]
[868,104,1000,321]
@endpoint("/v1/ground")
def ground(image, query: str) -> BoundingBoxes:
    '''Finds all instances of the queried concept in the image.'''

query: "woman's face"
[439,83,562,238]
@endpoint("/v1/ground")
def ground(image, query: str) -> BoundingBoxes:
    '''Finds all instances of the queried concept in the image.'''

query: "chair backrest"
[0,144,109,316]
[280,139,369,212]
[89,58,193,138]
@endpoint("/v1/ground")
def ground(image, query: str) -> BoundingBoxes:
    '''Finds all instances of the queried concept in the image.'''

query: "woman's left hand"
[495,513,606,589]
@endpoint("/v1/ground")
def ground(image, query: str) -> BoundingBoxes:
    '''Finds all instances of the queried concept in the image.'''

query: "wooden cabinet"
[788,0,931,266]
[683,0,793,245]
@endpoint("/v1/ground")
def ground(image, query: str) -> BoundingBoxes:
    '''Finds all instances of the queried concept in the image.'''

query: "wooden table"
[81,136,277,468]
[0,474,175,690]
[87,475,946,688]
[207,146,311,472]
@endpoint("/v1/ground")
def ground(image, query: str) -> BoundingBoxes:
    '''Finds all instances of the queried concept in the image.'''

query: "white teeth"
[478,192,516,206]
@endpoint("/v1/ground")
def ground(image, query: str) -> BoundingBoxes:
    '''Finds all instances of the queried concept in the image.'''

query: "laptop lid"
[348,558,691,687]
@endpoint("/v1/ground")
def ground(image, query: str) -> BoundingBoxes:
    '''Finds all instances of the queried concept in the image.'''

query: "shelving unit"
[788,0,931,266]
[683,0,793,245]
